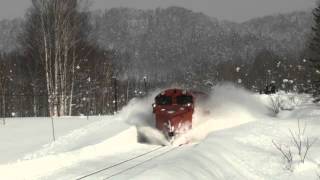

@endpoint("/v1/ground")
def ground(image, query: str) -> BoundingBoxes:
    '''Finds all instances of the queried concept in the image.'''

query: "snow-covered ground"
[0,84,320,180]
[0,116,103,164]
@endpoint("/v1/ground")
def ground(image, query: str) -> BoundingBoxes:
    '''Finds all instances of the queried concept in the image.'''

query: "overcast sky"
[0,0,316,22]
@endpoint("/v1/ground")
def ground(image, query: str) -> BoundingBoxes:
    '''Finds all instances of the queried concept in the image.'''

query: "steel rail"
[103,146,179,180]
[76,146,164,180]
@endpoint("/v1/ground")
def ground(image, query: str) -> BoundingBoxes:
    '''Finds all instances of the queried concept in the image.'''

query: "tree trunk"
[33,94,37,117]
[69,49,76,116]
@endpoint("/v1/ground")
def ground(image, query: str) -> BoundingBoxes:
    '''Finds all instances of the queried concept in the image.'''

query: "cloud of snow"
[119,89,170,145]
[120,91,158,127]
[186,83,269,142]
[136,126,170,146]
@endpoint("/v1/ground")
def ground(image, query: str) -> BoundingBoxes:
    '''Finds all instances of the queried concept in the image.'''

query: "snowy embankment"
[0,84,320,180]
[0,116,103,164]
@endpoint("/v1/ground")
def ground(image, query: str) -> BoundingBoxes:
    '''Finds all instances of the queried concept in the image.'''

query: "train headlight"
[152,103,156,108]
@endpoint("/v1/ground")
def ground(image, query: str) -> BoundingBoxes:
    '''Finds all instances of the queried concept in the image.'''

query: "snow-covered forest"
[0,2,315,117]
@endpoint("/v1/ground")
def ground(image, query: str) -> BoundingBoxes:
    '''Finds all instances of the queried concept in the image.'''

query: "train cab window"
[176,95,193,105]
[155,95,172,105]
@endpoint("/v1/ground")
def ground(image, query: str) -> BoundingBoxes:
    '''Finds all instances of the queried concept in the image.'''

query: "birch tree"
[309,1,320,100]
[21,0,91,116]
[0,54,8,118]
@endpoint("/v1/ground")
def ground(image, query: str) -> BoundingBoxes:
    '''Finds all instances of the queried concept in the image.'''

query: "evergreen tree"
[309,1,320,100]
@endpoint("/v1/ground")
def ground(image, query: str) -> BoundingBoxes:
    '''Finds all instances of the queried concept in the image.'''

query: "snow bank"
[22,117,131,160]
[0,117,101,163]
[0,127,147,180]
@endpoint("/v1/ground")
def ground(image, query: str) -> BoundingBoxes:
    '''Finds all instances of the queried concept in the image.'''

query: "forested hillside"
[92,7,312,89]
[0,6,314,116]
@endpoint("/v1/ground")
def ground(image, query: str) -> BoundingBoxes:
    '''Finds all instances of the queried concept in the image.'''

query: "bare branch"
[269,95,282,115]
[272,140,293,166]
[302,137,318,163]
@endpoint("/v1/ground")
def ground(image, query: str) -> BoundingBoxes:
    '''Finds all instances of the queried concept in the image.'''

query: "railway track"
[76,145,180,180]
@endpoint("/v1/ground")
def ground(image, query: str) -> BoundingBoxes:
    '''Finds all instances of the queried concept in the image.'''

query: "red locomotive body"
[152,89,195,140]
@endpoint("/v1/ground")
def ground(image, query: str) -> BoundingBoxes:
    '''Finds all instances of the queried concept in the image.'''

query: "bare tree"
[0,54,7,123]
[289,119,318,163]
[272,140,293,170]
[269,95,282,116]
[272,119,318,170]
[21,0,92,116]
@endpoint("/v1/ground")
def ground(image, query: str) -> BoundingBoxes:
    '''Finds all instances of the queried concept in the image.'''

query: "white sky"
[0,0,316,22]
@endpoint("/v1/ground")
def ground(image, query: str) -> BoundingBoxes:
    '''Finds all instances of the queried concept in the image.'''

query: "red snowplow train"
[152,89,195,140]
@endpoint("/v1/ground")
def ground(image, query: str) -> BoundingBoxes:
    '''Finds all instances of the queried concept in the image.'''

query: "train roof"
[157,88,208,98]
[157,89,191,96]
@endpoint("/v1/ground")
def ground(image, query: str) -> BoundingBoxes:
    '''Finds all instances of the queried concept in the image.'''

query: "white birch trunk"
[69,49,76,116]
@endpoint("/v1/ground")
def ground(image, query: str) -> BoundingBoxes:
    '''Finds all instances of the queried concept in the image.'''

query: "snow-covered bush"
[267,92,304,116]
[272,119,318,171]
[279,92,303,110]
[269,95,283,116]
